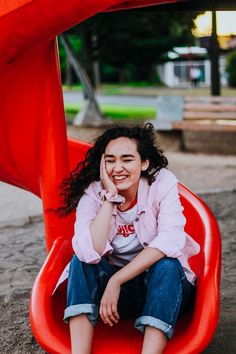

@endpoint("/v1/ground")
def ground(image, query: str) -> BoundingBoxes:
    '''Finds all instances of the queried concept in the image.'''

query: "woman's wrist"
[110,272,123,286]
[99,190,125,205]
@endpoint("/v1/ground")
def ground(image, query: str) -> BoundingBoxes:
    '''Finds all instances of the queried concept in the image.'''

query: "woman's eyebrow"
[104,154,135,158]
[122,154,135,158]
[104,154,115,158]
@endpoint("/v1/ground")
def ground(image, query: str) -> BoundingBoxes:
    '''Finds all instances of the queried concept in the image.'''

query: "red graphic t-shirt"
[107,199,143,267]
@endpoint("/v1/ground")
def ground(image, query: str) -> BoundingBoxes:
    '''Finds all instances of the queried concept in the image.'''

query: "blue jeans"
[64,255,195,339]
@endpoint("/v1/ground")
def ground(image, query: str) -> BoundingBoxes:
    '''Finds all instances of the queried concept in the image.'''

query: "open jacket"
[54,168,200,291]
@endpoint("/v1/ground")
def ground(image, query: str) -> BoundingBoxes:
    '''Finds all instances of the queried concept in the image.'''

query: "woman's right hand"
[100,154,117,193]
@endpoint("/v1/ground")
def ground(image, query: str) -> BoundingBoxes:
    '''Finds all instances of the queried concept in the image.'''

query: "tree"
[59,11,201,85]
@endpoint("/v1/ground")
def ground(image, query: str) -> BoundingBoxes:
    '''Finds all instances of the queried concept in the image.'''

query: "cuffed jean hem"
[134,315,174,340]
[64,303,98,327]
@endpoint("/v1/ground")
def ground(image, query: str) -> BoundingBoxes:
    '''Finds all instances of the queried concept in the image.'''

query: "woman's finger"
[100,154,104,179]
[107,304,118,324]
[100,304,113,326]
[111,303,120,320]
[99,303,106,324]
[103,309,113,327]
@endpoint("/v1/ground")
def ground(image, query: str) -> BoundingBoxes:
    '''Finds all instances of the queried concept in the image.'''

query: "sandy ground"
[0,148,236,353]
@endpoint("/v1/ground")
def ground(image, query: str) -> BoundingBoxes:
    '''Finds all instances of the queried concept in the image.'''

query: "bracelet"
[99,190,125,204]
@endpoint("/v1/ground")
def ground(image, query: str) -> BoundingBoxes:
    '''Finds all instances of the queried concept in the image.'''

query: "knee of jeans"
[149,258,181,280]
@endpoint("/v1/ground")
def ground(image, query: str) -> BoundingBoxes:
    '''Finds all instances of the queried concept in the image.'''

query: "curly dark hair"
[57,123,168,216]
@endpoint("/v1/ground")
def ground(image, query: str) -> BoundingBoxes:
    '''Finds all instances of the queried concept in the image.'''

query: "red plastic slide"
[0,1,221,353]
[30,154,222,354]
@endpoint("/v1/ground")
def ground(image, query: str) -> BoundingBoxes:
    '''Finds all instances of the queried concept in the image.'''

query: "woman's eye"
[123,159,133,162]
[105,160,114,163]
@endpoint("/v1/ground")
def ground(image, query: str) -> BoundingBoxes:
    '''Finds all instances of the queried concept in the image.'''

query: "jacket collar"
[112,177,149,216]
[137,177,149,214]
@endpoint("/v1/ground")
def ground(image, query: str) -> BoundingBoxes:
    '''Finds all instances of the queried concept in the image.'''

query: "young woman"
[57,123,200,354]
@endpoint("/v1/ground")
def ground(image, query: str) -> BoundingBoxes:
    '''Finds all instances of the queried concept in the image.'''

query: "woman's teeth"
[113,176,127,181]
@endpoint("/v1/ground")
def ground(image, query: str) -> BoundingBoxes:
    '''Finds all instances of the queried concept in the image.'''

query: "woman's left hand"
[100,154,117,194]
[99,277,121,326]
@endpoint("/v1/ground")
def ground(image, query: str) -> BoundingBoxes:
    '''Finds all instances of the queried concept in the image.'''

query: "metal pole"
[60,34,101,109]
[60,35,106,125]
[210,11,221,96]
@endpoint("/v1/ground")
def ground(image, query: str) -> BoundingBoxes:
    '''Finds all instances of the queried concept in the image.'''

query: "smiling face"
[104,137,149,200]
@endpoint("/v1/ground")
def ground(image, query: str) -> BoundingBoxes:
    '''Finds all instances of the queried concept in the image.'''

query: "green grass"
[64,103,156,122]
[63,83,162,96]
[100,83,162,95]
[63,84,236,97]
[63,84,83,91]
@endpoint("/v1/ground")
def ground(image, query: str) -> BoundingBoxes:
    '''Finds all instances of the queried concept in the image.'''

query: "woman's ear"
[141,160,150,171]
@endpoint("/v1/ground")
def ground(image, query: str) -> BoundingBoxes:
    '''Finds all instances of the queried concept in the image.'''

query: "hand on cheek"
[100,154,117,194]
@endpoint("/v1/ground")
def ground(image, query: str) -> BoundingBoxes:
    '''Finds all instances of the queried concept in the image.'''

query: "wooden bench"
[172,96,236,154]
[173,96,236,127]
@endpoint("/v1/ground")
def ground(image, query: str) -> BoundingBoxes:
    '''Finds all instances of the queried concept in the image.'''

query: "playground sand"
[0,149,236,353]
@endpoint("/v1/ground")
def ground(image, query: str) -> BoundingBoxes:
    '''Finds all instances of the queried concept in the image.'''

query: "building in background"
[157,45,229,88]
[158,11,236,88]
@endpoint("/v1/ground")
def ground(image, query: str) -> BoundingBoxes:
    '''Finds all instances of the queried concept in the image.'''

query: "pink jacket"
[55,168,200,290]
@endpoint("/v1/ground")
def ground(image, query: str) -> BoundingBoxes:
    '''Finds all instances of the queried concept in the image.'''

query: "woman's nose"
[113,161,123,172]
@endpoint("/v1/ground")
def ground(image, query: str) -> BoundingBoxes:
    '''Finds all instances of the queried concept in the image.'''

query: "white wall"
[157,57,227,88]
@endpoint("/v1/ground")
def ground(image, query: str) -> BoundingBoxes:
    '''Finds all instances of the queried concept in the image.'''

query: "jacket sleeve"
[72,194,113,264]
[148,174,187,258]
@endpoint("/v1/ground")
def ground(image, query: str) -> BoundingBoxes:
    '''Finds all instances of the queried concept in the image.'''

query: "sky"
[194,11,236,37]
